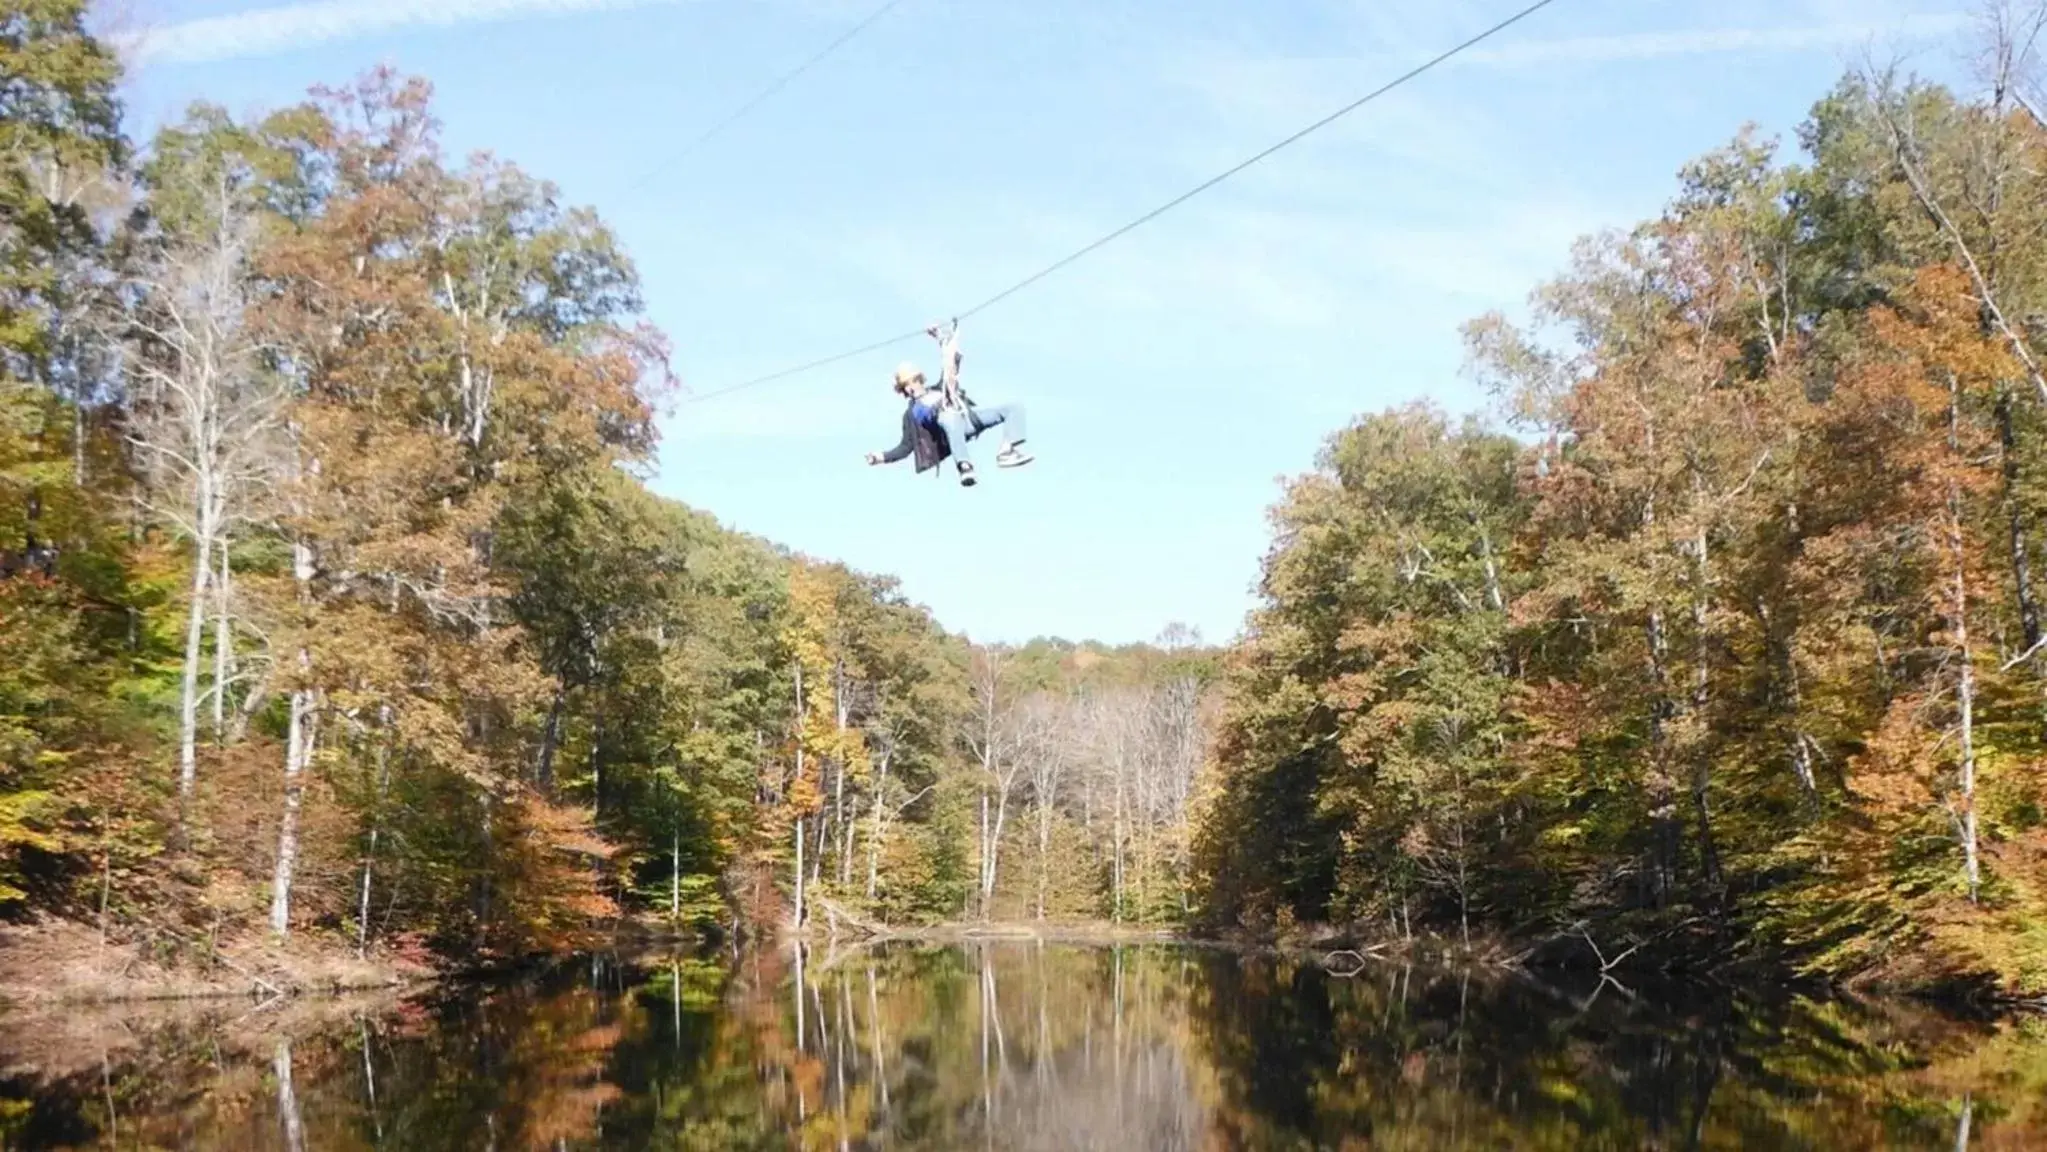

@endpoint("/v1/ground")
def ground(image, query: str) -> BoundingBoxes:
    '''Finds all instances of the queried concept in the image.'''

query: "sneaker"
[957,460,977,487]
[995,445,1034,468]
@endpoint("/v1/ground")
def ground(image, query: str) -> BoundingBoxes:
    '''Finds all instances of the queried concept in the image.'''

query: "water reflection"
[0,941,2038,1149]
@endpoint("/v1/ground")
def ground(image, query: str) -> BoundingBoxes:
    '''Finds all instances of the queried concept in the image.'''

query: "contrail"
[1461,13,1970,66]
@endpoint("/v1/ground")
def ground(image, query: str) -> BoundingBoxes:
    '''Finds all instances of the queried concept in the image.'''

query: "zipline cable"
[683,0,1564,404]
[626,0,908,193]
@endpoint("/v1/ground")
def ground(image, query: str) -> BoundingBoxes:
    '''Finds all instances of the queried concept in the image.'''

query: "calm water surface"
[2,941,2041,1149]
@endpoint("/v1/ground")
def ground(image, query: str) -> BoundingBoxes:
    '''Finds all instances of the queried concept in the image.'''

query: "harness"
[919,319,977,475]
[930,318,968,412]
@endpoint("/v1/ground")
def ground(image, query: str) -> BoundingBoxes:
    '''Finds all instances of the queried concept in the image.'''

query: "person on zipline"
[864,322,1031,487]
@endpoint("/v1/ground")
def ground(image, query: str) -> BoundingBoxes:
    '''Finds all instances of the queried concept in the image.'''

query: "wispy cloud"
[1171,12,1974,81]
[125,0,707,65]
[1459,13,1972,67]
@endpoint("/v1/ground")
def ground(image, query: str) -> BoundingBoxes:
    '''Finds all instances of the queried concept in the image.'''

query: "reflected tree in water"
[1,944,2040,1149]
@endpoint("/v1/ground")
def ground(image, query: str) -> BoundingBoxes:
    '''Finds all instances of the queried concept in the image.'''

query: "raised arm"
[928,320,963,401]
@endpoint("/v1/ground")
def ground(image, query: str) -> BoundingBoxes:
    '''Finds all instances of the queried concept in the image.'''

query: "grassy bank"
[0,917,435,1007]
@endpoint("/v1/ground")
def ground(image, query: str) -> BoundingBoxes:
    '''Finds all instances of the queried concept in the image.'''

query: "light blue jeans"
[939,404,1025,466]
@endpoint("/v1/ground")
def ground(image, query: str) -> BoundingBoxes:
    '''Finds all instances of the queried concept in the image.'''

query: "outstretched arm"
[868,415,914,465]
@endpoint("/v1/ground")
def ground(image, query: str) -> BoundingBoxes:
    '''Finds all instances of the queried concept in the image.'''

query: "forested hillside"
[0,4,1218,986]
[1193,50,2047,997]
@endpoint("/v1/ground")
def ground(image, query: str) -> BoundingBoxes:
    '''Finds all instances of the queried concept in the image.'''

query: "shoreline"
[788,918,2047,1016]
[7,913,2041,1019]
[0,917,440,1009]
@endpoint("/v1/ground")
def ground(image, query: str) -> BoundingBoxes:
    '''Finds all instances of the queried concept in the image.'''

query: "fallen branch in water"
[1578,926,1642,974]
[116,915,285,999]
[1573,916,1706,976]
[804,895,892,940]
[1321,947,1386,978]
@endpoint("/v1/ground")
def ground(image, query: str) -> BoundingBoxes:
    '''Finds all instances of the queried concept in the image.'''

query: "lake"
[1,940,2039,1149]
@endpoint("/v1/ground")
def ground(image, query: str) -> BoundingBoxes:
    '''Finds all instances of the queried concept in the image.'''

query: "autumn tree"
[124,139,286,800]
[1193,31,2047,995]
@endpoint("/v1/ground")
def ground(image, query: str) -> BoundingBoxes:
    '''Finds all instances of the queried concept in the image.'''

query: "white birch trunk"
[866,745,891,902]
[212,540,231,741]
[794,816,806,930]
[178,520,214,796]
[270,533,314,937]
[271,683,311,935]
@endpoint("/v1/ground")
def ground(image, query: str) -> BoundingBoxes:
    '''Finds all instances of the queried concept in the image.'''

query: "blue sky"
[111,0,1976,646]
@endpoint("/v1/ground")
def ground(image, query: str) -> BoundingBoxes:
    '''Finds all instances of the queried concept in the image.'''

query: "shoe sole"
[997,455,1034,468]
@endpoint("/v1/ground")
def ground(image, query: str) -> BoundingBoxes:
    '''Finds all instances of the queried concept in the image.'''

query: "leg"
[967,404,1031,466]
[966,404,1025,448]
[937,409,978,466]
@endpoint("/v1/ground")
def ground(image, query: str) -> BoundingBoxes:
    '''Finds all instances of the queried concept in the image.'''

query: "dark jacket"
[877,394,978,474]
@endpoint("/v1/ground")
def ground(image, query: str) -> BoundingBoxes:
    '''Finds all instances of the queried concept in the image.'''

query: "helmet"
[893,362,924,392]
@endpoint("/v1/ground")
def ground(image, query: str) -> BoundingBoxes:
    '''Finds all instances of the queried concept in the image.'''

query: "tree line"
[1192,15,2047,997]
[0,3,1218,975]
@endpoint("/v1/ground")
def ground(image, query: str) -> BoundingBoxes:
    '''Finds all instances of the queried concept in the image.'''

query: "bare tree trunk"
[1644,601,1680,907]
[1641,409,1679,908]
[1112,811,1125,925]
[212,540,231,742]
[1025,700,1067,923]
[72,386,86,490]
[178,522,215,797]
[1477,521,1506,611]
[1949,381,1983,904]
[794,816,807,930]
[271,681,312,936]
[1955,566,1983,903]
[1689,508,1723,897]
[813,799,828,886]
[984,785,1011,911]
[589,715,605,821]
[1036,801,1052,921]
[835,668,853,887]
[230,662,272,745]
[1999,395,2041,652]
[356,703,391,959]
[794,661,806,928]
[1759,584,1822,806]
[270,528,315,938]
[356,811,377,957]
[867,744,891,903]
[841,803,856,889]
[472,792,498,949]
[970,648,1005,921]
